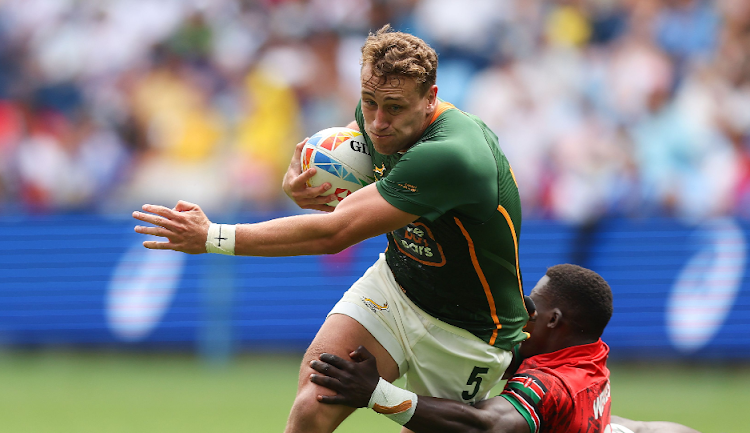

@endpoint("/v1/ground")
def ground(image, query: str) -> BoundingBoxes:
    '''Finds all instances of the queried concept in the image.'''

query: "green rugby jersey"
[355,100,528,350]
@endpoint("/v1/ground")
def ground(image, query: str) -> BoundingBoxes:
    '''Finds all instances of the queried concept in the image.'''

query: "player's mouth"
[369,131,391,139]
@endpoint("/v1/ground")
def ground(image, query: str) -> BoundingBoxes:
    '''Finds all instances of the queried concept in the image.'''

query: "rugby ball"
[301,127,375,207]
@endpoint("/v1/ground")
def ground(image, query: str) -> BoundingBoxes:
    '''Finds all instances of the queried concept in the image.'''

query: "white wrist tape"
[205,223,236,255]
[368,378,418,426]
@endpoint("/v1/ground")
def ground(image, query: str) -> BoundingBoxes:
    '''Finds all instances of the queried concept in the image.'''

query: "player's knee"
[287,383,342,431]
[287,379,358,433]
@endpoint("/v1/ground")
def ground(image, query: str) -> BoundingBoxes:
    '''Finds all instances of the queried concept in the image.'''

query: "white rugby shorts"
[328,253,513,404]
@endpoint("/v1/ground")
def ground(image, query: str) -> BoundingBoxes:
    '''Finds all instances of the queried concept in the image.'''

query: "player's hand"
[282,138,338,212]
[132,200,211,254]
[310,345,380,408]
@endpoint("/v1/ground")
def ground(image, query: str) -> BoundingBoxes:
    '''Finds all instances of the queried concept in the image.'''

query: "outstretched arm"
[133,182,417,256]
[309,346,529,433]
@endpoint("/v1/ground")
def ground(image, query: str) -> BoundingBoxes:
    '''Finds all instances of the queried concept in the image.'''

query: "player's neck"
[548,331,598,354]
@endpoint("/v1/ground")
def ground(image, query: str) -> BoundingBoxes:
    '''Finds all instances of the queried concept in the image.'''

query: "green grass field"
[0,351,744,433]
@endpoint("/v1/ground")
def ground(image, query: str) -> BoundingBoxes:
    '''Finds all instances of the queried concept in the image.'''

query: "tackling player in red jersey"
[496,264,612,433]
[309,264,700,433]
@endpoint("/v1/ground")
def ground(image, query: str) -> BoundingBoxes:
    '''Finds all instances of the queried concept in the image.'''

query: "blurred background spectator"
[0,0,747,224]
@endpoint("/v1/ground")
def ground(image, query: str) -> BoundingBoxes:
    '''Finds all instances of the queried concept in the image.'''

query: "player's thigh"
[406,323,513,404]
[297,313,400,389]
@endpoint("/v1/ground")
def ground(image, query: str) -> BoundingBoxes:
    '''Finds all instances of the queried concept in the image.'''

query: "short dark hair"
[360,24,438,96]
[544,264,613,339]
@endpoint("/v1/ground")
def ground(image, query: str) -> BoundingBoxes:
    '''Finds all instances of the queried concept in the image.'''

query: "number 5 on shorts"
[461,366,490,400]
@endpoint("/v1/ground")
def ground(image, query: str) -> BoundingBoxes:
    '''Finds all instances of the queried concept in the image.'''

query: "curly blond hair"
[361,24,438,96]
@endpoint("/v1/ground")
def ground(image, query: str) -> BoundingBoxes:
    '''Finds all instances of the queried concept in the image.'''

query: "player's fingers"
[142,240,176,250]
[288,138,309,172]
[300,195,336,207]
[287,170,326,200]
[134,225,171,238]
[292,191,337,209]
[306,189,338,204]
[294,138,309,155]
[310,374,344,392]
[311,183,335,199]
[310,360,343,378]
[132,211,177,230]
[173,200,199,212]
[317,394,349,405]
[350,345,374,362]
[295,166,316,182]
[319,353,352,371]
[141,204,179,220]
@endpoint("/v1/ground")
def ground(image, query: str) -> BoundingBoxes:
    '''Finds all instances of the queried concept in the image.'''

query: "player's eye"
[363,99,377,107]
[389,105,402,114]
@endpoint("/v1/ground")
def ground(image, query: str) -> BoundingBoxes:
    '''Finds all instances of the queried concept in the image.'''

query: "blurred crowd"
[0,0,748,223]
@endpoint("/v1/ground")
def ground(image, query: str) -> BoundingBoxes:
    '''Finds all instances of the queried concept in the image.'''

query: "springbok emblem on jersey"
[374,164,386,180]
[362,296,389,312]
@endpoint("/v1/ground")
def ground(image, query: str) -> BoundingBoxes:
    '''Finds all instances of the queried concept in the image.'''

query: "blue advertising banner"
[0,214,747,360]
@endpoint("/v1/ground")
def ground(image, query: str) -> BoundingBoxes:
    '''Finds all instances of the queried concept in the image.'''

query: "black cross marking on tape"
[215,225,228,246]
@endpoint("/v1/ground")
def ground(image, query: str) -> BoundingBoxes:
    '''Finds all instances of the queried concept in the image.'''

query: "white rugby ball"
[301,127,374,207]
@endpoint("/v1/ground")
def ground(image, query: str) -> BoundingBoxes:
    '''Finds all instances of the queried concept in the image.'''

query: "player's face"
[519,275,552,359]
[360,64,437,155]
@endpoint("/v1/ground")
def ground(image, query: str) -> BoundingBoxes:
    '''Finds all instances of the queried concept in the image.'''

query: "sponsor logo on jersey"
[593,381,610,420]
[398,182,418,192]
[392,223,446,266]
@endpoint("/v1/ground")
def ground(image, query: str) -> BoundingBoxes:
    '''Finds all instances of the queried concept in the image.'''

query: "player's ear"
[547,308,562,329]
[426,85,438,108]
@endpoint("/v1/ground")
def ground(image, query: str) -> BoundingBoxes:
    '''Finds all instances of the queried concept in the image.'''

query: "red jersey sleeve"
[501,370,573,433]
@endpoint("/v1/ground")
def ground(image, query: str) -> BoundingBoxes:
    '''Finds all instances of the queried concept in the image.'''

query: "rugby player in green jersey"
[133,25,527,433]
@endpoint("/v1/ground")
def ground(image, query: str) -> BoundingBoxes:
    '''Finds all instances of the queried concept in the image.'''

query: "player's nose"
[372,108,390,130]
